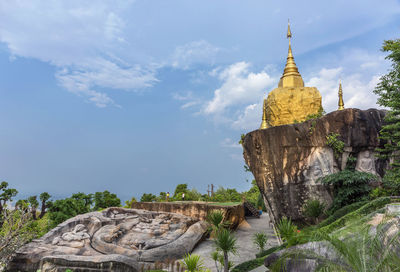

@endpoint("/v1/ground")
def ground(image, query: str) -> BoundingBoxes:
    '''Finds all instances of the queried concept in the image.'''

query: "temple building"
[260,21,322,128]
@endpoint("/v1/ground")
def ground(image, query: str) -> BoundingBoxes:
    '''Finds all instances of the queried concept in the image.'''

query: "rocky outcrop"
[243,108,387,223]
[131,202,245,229]
[8,208,208,272]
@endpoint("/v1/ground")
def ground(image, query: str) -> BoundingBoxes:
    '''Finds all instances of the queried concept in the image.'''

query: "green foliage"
[316,223,400,272]
[239,134,245,145]
[124,197,137,208]
[275,217,298,243]
[374,39,400,192]
[316,201,368,228]
[326,133,345,159]
[370,187,390,199]
[252,232,268,254]
[93,190,120,211]
[318,169,377,211]
[302,199,326,223]
[0,182,18,213]
[140,193,157,202]
[305,106,325,121]
[319,197,391,233]
[210,187,242,203]
[214,228,237,272]
[180,253,207,272]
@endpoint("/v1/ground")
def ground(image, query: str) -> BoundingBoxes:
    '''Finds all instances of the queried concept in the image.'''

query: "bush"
[302,199,326,224]
[317,200,368,228]
[252,232,268,254]
[275,217,298,243]
[318,169,377,211]
[140,193,157,202]
[319,197,391,233]
[326,133,345,159]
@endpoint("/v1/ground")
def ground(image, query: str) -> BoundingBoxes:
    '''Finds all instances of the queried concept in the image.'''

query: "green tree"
[374,39,400,192]
[93,190,121,211]
[252,232,268,254]
[124,197,137,208]
[214,228,237,272]
[140,193,157,202]
[173,183,188,199]
[0,182,18,214]
[27,196,39,220]
[71,192,93,210]
[48,197,88,228]
[39,192,51,219]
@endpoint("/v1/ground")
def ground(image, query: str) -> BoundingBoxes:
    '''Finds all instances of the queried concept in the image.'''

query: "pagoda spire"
[260,98,269,129]
[338,81,344,110]
[278,20,304,88]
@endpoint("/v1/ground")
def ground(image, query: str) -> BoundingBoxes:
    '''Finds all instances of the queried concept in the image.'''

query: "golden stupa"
[265,21,322,127]
[338,81,344,110]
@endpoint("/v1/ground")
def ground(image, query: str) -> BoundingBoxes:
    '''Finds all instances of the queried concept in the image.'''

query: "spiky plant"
[214,228,237,272]
[180,253,206,272]
[252,232,268,254]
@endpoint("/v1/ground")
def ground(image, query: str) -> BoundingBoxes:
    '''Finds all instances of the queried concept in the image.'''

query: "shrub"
[252,232,268,254]
[302,199,326,224]
[326,133,345,159]
[318,169,377,211]
[255,244,285,258]
[275,217,297,243]
[180,253,207,272]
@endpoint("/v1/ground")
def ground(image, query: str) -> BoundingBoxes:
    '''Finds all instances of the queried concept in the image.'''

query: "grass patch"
[207,202,242,206]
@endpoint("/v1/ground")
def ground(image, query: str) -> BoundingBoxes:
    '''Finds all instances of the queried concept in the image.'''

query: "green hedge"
[317,200,368,228]
[319,197,391,233]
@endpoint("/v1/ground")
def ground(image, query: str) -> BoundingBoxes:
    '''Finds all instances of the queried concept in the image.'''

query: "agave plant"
[252,232,269,254]
[180,253,209,272]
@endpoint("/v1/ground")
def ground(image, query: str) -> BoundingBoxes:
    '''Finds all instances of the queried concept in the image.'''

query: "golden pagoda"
[338,81,344,110]
[265,21,322,127]
[260,98,269,129]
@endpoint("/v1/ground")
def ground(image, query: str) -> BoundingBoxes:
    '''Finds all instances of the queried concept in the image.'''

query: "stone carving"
[356,150,377,175]
[52,224,90,248]
[243,108,388,223]
[8,208,208,272]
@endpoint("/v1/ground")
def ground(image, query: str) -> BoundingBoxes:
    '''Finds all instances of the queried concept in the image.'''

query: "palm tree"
[214,228,237,272]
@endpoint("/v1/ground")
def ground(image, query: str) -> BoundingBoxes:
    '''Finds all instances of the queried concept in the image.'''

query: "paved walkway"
[192,213,279,272]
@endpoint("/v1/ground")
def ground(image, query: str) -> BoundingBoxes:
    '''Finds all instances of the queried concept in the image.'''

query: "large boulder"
[7,208,208,271]
[243,108,387,223]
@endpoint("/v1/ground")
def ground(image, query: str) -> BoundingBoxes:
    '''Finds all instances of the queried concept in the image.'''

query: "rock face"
[131,202,245,229]
[8,208,208,272]
[266,86,322,126]
[243,108,387,223]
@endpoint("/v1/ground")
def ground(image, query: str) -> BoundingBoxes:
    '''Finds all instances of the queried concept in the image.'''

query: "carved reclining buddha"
[8,208,208,271]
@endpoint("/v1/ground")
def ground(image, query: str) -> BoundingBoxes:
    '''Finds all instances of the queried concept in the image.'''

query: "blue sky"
[0,0,399,201]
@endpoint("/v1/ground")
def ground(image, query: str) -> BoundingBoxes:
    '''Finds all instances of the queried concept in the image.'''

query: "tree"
[39,192,51,219]
[124,197,137,208]
[252,232,268,255]
[374,39,400,192]
[27,196,39,220]
[214,228,237,272]
[71,192,93,210]
[0,182,18,214]
[93,191,121,211]
[140,193,157,202]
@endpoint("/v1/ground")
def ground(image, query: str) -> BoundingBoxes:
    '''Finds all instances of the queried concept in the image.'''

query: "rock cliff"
[243,108,387,223]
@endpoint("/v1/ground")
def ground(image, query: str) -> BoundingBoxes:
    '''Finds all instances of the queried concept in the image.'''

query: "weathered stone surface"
[131,202,245,229]
[7,208,208,272]
[243,108,387,223]
[266,86,322,126]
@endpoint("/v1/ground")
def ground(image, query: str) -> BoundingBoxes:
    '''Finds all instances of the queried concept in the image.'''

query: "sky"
[0,0,399,202]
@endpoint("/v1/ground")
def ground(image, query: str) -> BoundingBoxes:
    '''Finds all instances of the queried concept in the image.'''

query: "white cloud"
[172,91,201,109]
[0,0,158,107]
[204,62,275,115]
[171,40,220,70]
[306,67,381,113]
[231,103,262,131]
